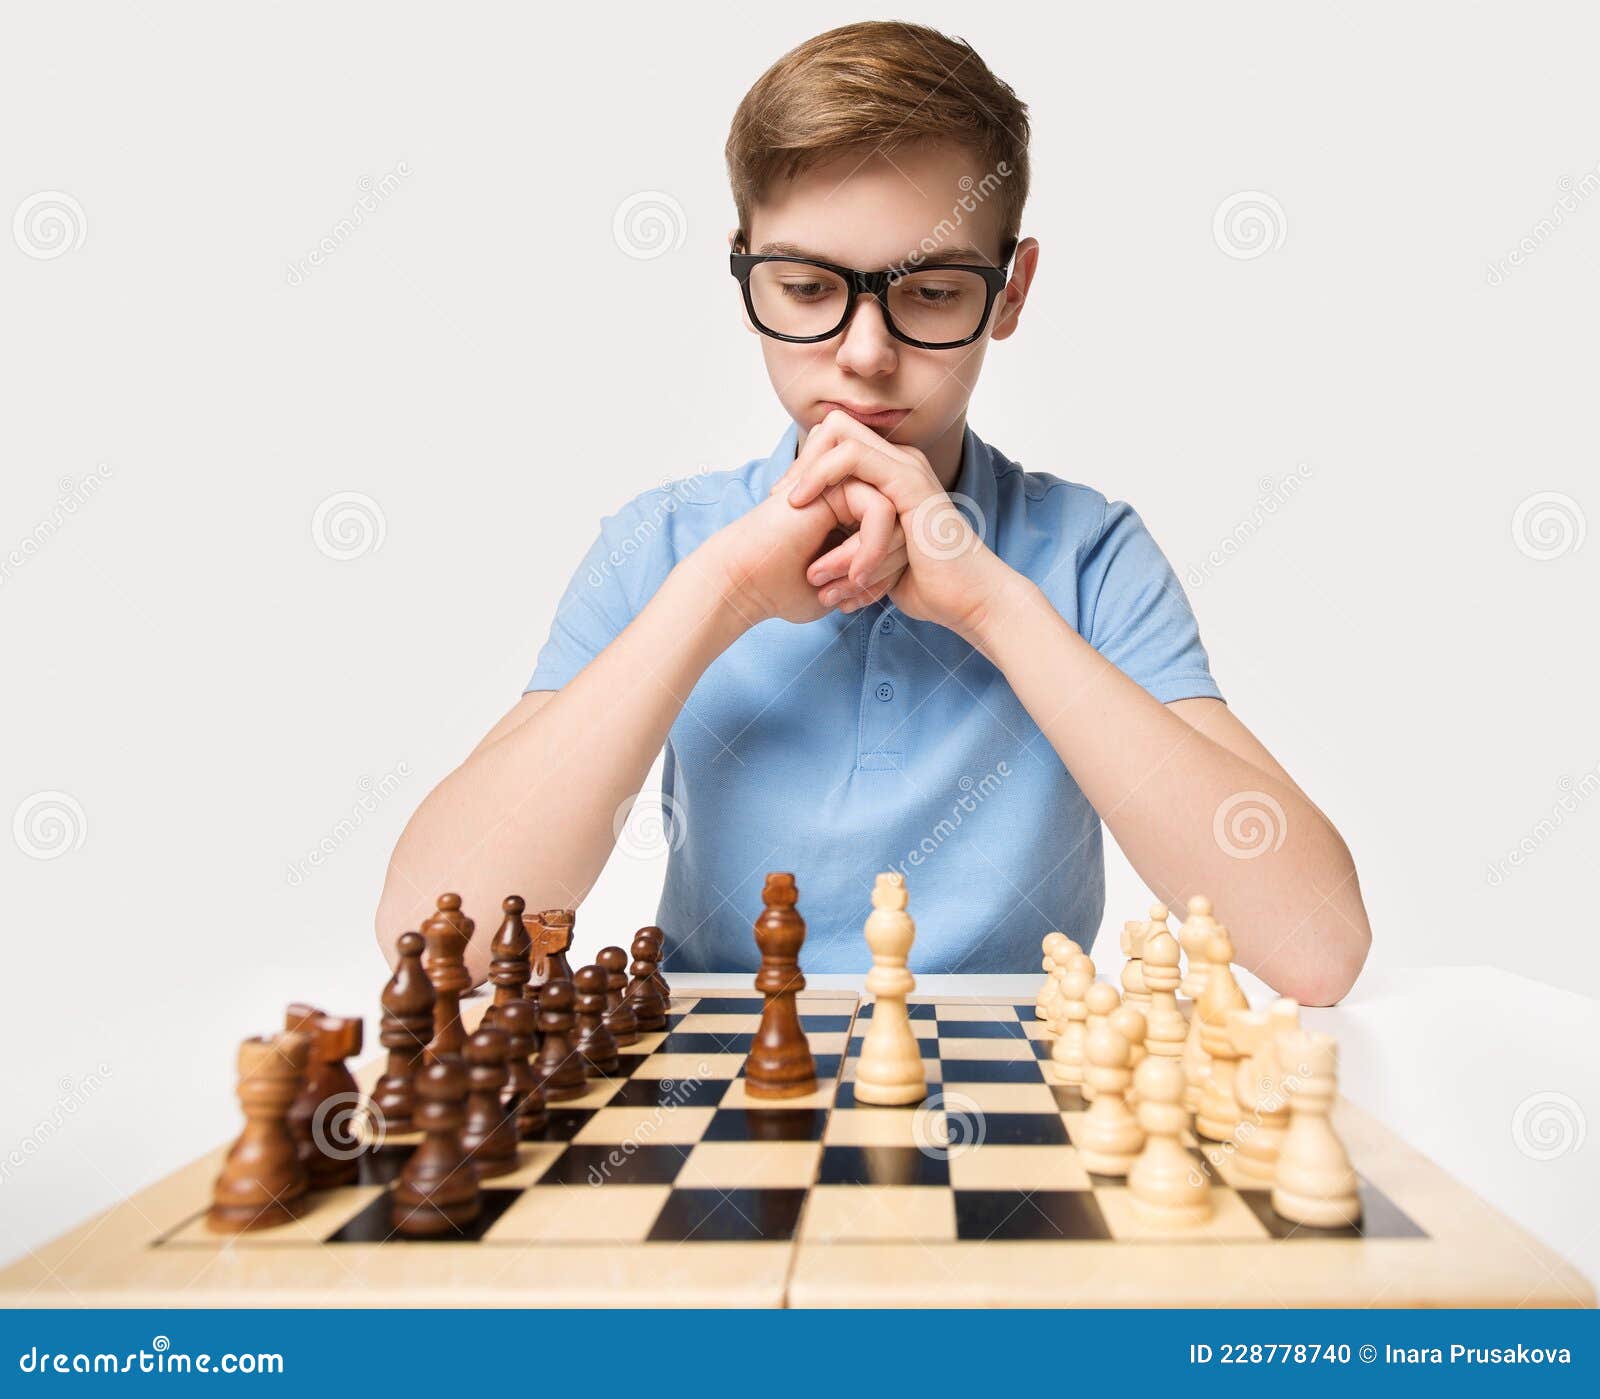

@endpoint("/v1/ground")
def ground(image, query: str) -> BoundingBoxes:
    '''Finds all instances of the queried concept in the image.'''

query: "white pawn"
[1230,999,1299,1185]
[1128,1057,1211,1227]
[1080,982,1120,1101]
[1271,1029,1360,1227]
[1049,953,1094,1086]
[1109,1004,1148,1110]
[1178,894,1221,1000]
[1140,923,1187,1062]
[1119,919,1150,1007]
[1036,931,1071,1022]
[1078,1022,1144,1176]
[854,873,926,1106]
[1194,928,1249,1142]
[1045,939,1083,1034]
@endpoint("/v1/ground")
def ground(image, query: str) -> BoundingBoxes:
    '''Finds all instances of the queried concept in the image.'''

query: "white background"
[2,2,1595,1267]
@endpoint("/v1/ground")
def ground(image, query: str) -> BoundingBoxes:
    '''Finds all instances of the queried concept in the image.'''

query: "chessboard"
[0,989,1589,1308]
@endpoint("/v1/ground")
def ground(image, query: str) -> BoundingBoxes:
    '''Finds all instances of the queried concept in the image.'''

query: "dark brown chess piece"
[625,931,667,1031]
[459,1027,519,1179]
[531,978,588,1101]
[597,945,639,1045]
[422,892,474,1063]
[208,1032,310,1233]
[496,998,548,1137]
[391,1060,480,1237]
[374,931,435,1133]
[486,895,531,1028]
[743,872,817,1098]
[572,964,620,1075]
[284,1005,365,1188]
[637,925,672,1002]
[539,909,577,982]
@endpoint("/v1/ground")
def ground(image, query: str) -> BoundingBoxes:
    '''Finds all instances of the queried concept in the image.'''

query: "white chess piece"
[1080,982,1120,1102]
[1128,1056,1211,1227]
[854,873,927,1106]
[1049,954,1095,1086]
[1230,999,1299,1185]
[1109,1004,1148,1111]
[1119,919,1150,1007]
[1194,928,1249,1143]
[1036,931,1070,1022]
[1271,1029,1361,1227]
[1178,894,1220,1000]
[1078,1022,1145,1176]
[1140,924,1187,1063]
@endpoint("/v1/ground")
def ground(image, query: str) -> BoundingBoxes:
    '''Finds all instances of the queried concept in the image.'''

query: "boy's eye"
[779,279,836,301]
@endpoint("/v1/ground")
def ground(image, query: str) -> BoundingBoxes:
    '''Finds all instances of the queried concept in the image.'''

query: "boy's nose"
[833,293,899,374]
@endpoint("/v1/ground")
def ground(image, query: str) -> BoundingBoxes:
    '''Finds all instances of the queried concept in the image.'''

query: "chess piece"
[1178,894,1220,1000]
[1229,999,1298,1184]
[459,1027,519,1179]
[208,1032,310,1233]
[486,895,532,1026]
[1128,1056,1211,1227]
[284,1006,364,1188]
[1140,926,1187,1063]
[1036,931,1070,1020]
[1045,939,1083,1035]
[1109,1004,1149,1110]
[572,964,620,1075]
[392,1060,480,1236]
[537,909,576,983]
[637,925,671,1002]
[597,945,640,1045]
[743,872,817,1098]
[854,872,926,1106]
[1194,928,1249,1141]
[531,978,587,1101]
[496,998,548,1137]
[374,931,435,1133]
[625,932,668,1030]
[1080,982,1120,1102]
[1048,953,1094,1087]
[422,892,474,1063]
[1271,1029,1360,1227]
[1119,918,1150,1007]
[1078,1021,1145,1176]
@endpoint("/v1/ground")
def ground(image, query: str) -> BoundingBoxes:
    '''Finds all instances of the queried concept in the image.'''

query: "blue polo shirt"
[526,420,1221,973]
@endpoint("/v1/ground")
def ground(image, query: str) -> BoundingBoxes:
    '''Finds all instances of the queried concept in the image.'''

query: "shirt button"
[876,682,895,702]
[880,616,895,634]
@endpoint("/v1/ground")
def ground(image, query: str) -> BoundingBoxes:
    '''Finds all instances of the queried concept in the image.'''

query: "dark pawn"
[597,945,639,1045]
[625,932,668,1031]
[496,999,548,1138]
[391,1060,480,1237]
[572,965,620,1075]
[638,925,672,1001]
[486,895,532,1028]
[375,931,435,1133]
[743,872,817,1099]
[459,1027,519,1179]
[421,892,474,1063]
[208,1032,310,1233]
[532,978,588,1101]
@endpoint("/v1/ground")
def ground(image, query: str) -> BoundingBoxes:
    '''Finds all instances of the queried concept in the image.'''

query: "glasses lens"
[747,260,851,338]
[887,268,992,344]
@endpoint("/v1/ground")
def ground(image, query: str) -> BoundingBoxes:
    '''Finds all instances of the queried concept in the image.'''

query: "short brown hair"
[726,21,1030,260]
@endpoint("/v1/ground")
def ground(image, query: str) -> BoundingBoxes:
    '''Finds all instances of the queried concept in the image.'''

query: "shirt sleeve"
[1078,499,1224,704]
[524,495,676,693]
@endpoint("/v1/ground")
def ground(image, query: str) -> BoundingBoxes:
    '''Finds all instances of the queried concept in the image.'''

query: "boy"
[377,21,1370,1004]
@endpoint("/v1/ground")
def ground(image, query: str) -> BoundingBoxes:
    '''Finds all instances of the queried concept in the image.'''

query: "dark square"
[1238,1180,1427,1241]
[796,1014,853,1032]
[535,1143,688,1187]
[684,997,766,1015]
[847,1035,938,1059]
[818,1145,949,1186]
[646,1188,808,1242]
[609,1053,650,1078]
[657,1032,754,1054]
[935,1019,1026,1040]
[530,1108,599,1141]
[939,1059,1045,1083]
[834,1082,935,1110]
[1013,1004,1040,1020]
[966,1112,1070,1147]
[954,1189,1110,1242]
[738,1055,839,1081]
[605,1076,732,1108]
[703,1108,829,1142]
[1050,1084,1088,1111]
[328,1188,521,1244]
[1032,1039,1055,1060]
[356,1143,414,1187]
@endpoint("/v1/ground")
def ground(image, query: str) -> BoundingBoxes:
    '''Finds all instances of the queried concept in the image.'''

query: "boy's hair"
[726,21,1030,263]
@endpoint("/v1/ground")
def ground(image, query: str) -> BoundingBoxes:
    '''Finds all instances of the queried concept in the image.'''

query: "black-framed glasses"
[729,237,1013,350]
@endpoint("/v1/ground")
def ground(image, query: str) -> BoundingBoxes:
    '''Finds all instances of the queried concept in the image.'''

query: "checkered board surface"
[1,991,1590,1308]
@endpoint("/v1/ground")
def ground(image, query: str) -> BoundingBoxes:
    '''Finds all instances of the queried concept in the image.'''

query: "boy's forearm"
[376,555,750,979]
[967,565,1369,1005]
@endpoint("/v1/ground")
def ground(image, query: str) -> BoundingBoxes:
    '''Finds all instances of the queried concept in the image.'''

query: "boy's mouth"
[817,400,911,432]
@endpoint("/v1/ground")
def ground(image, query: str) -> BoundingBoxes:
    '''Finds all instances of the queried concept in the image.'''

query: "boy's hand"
[771,409,1013,641]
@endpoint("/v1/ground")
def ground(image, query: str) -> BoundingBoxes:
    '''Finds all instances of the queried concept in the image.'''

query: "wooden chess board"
[1,991,1590,1308]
